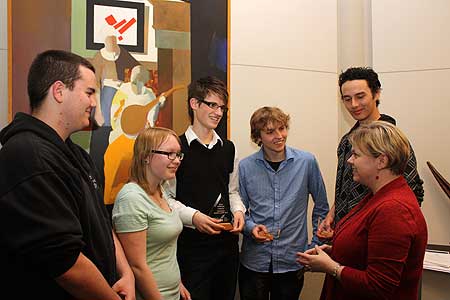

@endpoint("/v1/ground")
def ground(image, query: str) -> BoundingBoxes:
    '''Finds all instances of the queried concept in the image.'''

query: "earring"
[144,159,149,164]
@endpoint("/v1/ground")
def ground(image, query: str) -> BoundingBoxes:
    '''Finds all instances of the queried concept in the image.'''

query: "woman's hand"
[180,282,191,300]
[304,244,332,255]
[192,211,224,234]
[112,270,135,300]
[296,245,336,274]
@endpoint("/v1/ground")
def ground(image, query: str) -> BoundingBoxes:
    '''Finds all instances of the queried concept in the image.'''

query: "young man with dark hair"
[0,50,134,299]
[238,106,329,300]
[320,67,424,230]
[169,76,245,300]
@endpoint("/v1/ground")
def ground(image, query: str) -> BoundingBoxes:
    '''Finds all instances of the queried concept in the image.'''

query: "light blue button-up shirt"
[239,146,329,273]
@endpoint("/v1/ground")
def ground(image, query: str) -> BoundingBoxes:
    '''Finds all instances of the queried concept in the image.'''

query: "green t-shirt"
[113,182,183,300]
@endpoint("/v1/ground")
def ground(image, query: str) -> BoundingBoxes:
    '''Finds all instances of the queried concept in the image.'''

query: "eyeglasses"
[198,99,228,114]
[151,150,184,161]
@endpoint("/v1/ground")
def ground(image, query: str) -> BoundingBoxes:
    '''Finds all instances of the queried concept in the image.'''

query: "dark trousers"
[239,264,304,300]
[178,240,239,300]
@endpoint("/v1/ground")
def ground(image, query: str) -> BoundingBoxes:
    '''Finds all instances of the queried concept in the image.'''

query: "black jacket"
[0,113,117,299]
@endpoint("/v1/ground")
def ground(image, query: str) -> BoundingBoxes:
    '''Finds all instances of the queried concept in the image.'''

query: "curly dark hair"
[338,67,381,106]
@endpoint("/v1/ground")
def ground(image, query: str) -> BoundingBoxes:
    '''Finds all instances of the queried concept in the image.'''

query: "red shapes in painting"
[104,14,137,41]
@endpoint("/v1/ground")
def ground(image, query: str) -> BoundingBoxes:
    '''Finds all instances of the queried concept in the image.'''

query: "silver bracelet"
[332,263,341,278]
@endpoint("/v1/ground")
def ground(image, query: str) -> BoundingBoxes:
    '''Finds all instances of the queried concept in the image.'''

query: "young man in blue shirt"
[238,106,329,300]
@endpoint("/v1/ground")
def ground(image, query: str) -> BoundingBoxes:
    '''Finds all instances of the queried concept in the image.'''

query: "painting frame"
[8,0,230,208]
[8,0,230,133]
[86,0,145,53]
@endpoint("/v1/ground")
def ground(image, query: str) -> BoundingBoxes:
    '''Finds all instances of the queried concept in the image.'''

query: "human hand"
[230,211,245,233]
[251,224,273,243]
[304,244,332,255]
[112,271,135,300]
[180,282,191,300]
[296,245,336,274]
[192,211,225,235]
[317,214,334,240]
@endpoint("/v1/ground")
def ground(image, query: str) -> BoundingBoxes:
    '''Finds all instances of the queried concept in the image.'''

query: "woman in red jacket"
[297,121,427,300]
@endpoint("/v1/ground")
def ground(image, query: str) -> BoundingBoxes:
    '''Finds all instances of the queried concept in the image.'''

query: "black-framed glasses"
[151,150,184,161]
[198,99,228,113]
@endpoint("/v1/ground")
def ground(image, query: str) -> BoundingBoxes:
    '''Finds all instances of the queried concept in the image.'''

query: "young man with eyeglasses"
[238,106,329,300]
[167,76,245,300]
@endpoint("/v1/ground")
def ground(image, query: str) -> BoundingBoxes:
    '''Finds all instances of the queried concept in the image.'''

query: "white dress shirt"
[165,126,245,227]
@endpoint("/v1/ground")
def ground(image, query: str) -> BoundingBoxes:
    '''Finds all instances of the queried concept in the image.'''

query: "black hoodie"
[0,113,117,299]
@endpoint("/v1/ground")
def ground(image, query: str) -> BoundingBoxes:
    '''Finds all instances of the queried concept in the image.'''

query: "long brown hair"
[130,127,181,194]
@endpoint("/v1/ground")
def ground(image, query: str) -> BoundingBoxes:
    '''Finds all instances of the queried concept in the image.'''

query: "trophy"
[208,193,233,231]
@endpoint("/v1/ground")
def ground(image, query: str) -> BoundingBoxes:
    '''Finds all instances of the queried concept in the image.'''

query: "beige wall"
[230,0,450,298]
[3,0,450,297]
[230,1,338,298]
[228,0,450,247]
[0,0,7,129]
[371,0,450,246]
[337,0,372,135]
[230,0,339,210]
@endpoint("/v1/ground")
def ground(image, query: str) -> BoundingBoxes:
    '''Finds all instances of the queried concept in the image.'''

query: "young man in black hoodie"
[319,67,424,232]
[0,50,135,299]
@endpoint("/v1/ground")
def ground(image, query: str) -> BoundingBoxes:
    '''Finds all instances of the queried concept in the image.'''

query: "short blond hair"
[130,127,181,193]
[349,121,410,175]
[250,107,290,146]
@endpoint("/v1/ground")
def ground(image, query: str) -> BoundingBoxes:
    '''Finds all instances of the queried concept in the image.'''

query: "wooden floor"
[234,272,325,300]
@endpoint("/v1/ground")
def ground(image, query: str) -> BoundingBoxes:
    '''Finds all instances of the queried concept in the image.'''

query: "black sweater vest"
[176,134,236,244]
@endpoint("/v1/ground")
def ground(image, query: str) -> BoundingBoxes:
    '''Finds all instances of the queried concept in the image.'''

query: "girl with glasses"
[112,127,190,300]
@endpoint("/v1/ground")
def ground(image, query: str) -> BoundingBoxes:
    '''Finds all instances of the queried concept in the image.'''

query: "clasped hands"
[296,244,336,274]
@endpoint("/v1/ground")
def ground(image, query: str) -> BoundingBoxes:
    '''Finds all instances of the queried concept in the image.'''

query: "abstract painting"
[9,0,229,209]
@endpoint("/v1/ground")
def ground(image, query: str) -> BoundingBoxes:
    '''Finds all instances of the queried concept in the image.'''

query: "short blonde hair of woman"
[349,121,411,176]
[250,107,290,146]
[130,127,181,194]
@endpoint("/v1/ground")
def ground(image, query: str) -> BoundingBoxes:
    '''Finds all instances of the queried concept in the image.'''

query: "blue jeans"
[238,264,304,300]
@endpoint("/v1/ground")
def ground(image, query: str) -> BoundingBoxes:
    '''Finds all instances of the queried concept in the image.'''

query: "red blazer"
[321,176,427,300]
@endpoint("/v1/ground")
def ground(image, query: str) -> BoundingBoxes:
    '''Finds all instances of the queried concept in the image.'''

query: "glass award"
[208,193,233,230]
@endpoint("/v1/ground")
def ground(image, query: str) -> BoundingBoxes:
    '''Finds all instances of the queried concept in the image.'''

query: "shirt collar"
[255,145,295,162]
[185,125,223,149]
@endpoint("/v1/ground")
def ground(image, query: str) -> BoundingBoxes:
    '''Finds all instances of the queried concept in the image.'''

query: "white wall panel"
[230,65,338,202]
[0,0,7,49]
[379,70,450,245]
[231,0,337,72]
[372,0,450,71]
